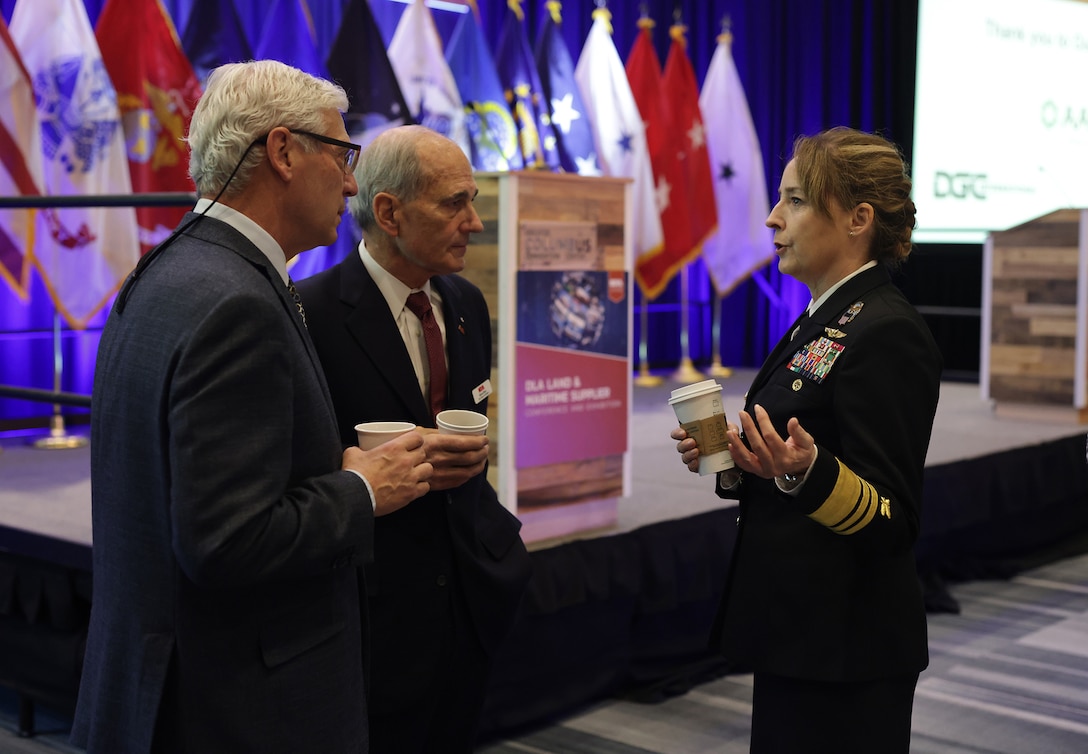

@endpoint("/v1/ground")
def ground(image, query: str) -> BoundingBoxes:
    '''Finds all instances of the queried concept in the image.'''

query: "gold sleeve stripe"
[808,459,879,535]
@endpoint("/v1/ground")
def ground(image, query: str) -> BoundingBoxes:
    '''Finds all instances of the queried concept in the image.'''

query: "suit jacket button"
[436,574,447,587]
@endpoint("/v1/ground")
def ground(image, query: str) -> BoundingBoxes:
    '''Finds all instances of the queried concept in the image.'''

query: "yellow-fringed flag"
[573,6,663,269]
[626,16,690,299]
[699,27,772,296]
[96,0,202,256]
[0,17,42,300]
[660,22,718,266]
[11,0,139,328]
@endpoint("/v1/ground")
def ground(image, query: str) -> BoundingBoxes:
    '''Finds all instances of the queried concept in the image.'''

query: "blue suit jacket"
[72,214,375,753]
[296,250,532,716]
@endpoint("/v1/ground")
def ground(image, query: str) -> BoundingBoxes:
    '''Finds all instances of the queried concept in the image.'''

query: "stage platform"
[1,371,1087,741]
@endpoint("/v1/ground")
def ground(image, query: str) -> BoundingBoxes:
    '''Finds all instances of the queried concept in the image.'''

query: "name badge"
[472,379,493,404]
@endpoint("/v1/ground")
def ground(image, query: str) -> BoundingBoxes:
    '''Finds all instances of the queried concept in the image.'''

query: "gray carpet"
[6,552,1088,752]
[477,552,1088,753]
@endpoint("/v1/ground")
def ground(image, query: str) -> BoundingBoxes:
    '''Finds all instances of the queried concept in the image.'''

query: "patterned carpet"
[3,548,1088,753]
[476,552,1088,754]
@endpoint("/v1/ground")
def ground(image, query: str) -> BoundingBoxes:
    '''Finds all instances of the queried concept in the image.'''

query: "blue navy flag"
[326,0,412,149]
[254,0,328,78]
[495,0,559,170]
[534,1,599,175]
[181,0,253,85]
[445,10,523,172]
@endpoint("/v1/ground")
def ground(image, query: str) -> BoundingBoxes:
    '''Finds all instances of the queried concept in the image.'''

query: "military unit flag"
[626,17,690,299]
[573,6,663,268]
[10,0,139,328]
[699,28,773,296]
[534,1,599,175]
[96,0,201,256]
[445,9,524,171]
[327,0,412,150]
[661,22,718,263]
[495,0,559,170]
[387,0,471,158]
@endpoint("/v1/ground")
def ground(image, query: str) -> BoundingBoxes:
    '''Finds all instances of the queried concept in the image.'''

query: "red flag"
[661,22,718,260]
[626,17,691,299]
[97,0,201,255]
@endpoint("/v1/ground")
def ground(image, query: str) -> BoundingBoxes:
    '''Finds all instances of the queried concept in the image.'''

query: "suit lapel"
[338,252,432,424]
[188,216,338,419]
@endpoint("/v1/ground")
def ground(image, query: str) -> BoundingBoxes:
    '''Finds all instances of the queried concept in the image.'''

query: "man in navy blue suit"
[297,125,532,754]
[73,61,433,754]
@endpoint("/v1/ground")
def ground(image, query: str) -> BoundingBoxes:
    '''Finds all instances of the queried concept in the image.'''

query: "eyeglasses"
[249,129,362,174]
[291,130,362,173]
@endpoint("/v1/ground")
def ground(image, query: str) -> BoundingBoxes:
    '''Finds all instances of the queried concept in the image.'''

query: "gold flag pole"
[634,298,662,387]
[707,289,733,377]
[33,313,88,450]
[671,263,704,383]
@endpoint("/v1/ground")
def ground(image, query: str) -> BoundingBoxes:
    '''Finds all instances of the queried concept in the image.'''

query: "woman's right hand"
[670,426,701,474]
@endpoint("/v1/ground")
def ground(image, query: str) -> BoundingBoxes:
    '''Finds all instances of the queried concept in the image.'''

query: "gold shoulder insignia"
[880,497,891,519]
[824,327,847,339]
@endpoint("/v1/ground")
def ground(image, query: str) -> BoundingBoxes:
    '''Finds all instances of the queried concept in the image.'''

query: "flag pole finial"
[637,3,654,31]
[718,15,733,46]
[592,1,612,34]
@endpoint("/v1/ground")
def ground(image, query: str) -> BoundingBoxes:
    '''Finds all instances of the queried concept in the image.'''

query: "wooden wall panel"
[988,209,1086,419]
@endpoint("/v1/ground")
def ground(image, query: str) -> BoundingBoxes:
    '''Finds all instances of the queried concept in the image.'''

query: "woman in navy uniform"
[673,127,942,753]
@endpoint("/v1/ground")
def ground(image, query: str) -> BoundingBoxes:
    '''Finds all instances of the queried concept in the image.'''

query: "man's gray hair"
[188,60,350,196]
[349,126,442,233]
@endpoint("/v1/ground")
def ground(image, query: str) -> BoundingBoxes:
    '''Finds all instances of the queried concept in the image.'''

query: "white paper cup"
[667,379,734,475]
[355,421,415,450]
[435,409,489,435]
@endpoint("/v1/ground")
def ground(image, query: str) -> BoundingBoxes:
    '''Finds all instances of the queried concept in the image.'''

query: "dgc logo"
[934,172,987,199]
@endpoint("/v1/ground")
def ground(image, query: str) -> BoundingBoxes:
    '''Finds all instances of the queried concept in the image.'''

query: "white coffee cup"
[355,421,416,450]
[667,379,734,476]
[435,409,489,435]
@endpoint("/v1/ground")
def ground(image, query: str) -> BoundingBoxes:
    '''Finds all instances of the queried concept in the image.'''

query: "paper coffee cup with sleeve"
[668,379,734,475]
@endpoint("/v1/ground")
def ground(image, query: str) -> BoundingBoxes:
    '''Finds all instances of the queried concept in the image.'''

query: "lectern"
[460,171,633,543]
[982,208,1088,423]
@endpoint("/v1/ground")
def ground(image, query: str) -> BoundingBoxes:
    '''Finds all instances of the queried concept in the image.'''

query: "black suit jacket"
[296,251,532,714]
[712,264,942,682]
[72,214,374,753]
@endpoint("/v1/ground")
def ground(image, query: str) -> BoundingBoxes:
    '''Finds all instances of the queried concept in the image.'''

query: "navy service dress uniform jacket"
[712,264,943,682]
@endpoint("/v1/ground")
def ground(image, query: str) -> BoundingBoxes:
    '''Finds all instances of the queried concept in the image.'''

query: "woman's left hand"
[727,404,816,480]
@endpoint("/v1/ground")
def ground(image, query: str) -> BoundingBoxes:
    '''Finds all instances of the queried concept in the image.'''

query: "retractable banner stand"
[461,171,632,543]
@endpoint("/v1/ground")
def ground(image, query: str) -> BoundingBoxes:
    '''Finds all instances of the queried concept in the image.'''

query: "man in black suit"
[297,125,532,754]
[72,61,432,754]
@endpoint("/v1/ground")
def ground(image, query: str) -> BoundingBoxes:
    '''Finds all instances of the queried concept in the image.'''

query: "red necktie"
[405,291,447,419]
